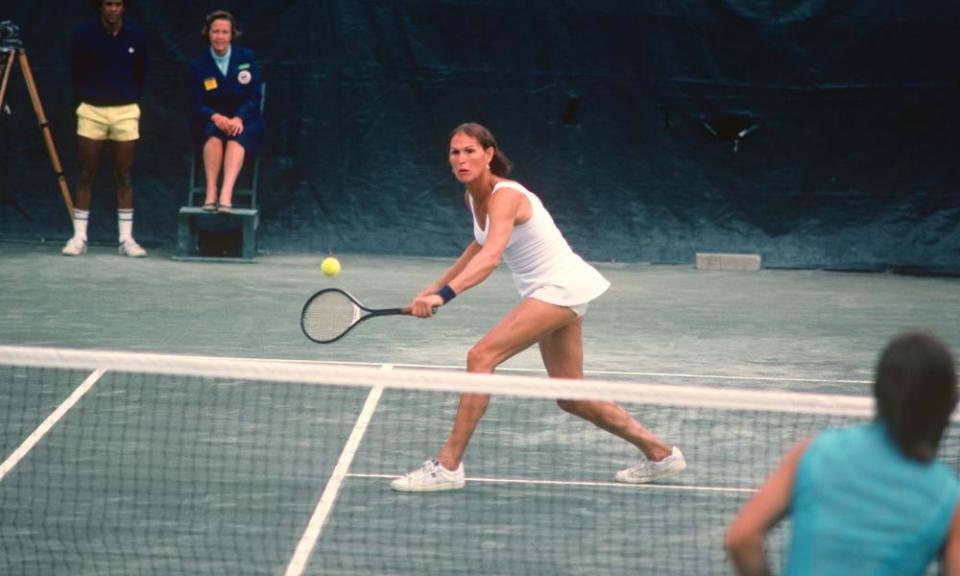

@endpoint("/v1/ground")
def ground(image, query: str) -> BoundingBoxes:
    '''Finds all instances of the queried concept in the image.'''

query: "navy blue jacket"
[71,17,147,106]
[190,45,264,154]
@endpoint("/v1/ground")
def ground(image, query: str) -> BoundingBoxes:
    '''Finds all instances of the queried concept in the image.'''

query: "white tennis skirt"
[515,257,610,316]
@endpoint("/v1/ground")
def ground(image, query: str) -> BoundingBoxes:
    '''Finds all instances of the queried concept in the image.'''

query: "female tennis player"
[391,122,686,492]
[726,330,960,575]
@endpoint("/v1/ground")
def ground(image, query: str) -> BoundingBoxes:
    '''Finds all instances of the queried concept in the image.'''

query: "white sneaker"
[615,447,686,484]
[118,238,147,257]
[62,236,87,256]
[391,458,466,492]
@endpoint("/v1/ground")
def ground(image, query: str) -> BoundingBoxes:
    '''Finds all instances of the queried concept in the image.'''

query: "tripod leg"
[18,50,74,220]
[0,51,14,113]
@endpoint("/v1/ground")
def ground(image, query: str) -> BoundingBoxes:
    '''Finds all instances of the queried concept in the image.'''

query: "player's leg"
[62,135,104,255]
[437,299,578,469]
[392,299,577,492]
[112,139,145,256]
[75,135,103,211]
[202,136,223,207]
[112,139,135,210]
[540,317,685,483]
[218,140,246,209]
[107,104,145,256]
[540,319,671,459]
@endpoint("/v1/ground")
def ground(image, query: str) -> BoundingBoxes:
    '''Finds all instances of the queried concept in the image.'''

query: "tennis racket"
[300,288,415,344]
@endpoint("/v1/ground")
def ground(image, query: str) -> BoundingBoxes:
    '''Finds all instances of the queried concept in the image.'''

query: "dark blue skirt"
[194,116,264,157]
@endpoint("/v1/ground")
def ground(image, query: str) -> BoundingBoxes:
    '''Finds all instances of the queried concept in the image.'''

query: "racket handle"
[400,306,439,315]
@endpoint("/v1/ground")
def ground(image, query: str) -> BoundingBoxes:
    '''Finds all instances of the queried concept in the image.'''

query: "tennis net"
[1,345,956,575]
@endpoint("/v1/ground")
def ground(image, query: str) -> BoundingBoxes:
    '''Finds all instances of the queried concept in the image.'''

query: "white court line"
[0,369,105,482]
[346,472,756,495]
[283,367,388,576]
[258,357,871,385]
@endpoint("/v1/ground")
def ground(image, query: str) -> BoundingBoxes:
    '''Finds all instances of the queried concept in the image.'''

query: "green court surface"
[1,242,958,575]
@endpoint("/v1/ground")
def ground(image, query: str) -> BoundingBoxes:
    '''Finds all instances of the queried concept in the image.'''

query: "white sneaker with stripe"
[118,238,147,257]
[391,458,466,492]
[62,236,87,256]
[615,446,687,484]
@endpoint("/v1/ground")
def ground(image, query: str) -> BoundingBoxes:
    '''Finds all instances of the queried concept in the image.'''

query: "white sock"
[118,209,134,242]
[73,209,89,241]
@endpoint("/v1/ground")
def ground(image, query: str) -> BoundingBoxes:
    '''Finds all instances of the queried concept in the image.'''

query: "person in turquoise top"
[726,330,960,575]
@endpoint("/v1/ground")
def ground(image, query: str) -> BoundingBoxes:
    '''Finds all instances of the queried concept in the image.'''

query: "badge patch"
[237,70,252,85]
[204,77,218,91]
[238,63,251,70]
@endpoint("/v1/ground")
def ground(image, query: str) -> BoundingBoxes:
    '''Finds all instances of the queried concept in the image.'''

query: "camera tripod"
[0,39,74,220]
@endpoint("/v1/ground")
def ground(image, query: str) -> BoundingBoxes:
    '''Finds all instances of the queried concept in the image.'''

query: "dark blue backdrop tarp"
[2,1,958,271]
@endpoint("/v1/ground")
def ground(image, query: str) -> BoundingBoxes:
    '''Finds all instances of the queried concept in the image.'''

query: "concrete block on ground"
[695,252,762,271]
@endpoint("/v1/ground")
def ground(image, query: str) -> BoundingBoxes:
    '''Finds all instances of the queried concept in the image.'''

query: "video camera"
[0,21,23,51]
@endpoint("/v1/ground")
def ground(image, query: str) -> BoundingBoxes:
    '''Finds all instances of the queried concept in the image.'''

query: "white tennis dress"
[469,181,609,307]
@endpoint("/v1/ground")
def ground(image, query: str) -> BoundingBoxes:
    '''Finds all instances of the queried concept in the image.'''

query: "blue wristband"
[435,284,457,304]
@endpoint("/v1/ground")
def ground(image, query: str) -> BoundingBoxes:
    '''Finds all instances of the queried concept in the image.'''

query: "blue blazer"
[190,45,264,156]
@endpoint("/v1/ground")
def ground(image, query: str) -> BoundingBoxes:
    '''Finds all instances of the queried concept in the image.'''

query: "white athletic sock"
[73,209,89,241]
[118,209,134,242]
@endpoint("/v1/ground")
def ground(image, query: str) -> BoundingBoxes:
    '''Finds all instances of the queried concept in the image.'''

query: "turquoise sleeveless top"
[785,422,959,575]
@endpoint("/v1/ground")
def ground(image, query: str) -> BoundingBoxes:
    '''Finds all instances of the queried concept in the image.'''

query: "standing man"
[63,0,147,257]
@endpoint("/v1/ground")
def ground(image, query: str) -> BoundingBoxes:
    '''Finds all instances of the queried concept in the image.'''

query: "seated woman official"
[190,10,264,213]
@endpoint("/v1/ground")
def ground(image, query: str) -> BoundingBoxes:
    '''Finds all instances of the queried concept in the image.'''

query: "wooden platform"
[174,207,258,263]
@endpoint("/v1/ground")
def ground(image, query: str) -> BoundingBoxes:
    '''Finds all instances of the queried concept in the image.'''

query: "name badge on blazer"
[204,77,218,91]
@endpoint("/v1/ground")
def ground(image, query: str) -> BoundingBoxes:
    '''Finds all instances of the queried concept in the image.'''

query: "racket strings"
[303,291,361,342]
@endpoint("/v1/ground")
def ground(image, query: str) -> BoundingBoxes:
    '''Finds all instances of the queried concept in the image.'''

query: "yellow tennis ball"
[321,256,341,277]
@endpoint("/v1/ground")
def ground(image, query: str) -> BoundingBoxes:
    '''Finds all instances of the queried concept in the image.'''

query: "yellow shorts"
[76,103,140,141]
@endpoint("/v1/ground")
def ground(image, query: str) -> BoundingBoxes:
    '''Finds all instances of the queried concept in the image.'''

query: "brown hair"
[201,10,242,40]
[874,330,958,461]
[450,123,513,177]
